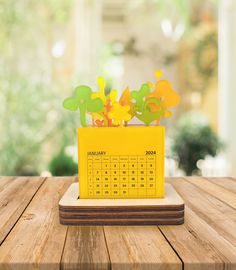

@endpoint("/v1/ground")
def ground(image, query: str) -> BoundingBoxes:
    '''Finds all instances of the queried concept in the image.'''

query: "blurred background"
[0,0,235,177]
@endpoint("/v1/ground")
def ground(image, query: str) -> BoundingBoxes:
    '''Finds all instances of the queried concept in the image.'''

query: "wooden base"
[59,183,185,225]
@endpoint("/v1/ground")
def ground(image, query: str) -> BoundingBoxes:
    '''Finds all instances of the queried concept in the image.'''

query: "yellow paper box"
[77,126,165,199]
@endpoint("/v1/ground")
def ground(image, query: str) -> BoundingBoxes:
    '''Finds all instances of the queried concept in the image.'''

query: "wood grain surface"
[61,226,110,270]
[0,176,236,270]
[104,226,182,270]
[0,176,45,245]
[0,177,73,270]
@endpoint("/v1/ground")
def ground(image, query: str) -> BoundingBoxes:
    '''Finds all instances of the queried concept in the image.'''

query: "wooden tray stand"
[59,183,185,226]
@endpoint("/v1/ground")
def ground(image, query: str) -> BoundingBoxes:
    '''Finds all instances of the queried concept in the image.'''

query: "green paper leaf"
[140,84,150,95]
[135,98,164,125]
[87,98,104,112]
[75,85,92,100]
[63,97,79,111]
[132,83,164,125]
[131,83,151,111]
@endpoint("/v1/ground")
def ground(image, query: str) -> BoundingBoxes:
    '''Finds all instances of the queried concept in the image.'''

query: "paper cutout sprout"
[131,84,165,125]
[63,85,103,127]
[63,70,180,127]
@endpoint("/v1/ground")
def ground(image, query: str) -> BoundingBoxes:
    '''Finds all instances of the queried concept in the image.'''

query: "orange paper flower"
[148,80,180,118]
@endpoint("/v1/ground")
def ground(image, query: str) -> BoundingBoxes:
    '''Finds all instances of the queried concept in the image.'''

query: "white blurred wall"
[219,0,236,176]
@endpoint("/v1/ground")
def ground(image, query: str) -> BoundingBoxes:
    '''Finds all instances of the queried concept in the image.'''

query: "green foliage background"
[0,0,76,175]
[172,113,222,175]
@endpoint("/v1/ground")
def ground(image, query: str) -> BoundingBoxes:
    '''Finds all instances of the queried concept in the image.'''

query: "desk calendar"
[60,71,184,225]
[78,126,165,199]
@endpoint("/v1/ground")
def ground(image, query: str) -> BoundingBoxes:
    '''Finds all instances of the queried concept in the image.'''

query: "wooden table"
[0,177,236,270]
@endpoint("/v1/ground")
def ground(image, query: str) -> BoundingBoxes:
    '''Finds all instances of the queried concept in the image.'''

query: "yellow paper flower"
[108,89,118,103]
[155,70,163,79]
[108,103,131,126]
[91,76,106,103]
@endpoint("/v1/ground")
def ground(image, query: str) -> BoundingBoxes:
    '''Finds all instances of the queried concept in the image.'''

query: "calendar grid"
[87,154,156,198]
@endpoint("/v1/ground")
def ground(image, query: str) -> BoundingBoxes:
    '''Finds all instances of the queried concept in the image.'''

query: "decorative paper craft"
[119,87,134,125]
[131,84,165,125]
[108,103,131,126]
[63,70,180,127]
[92,76,106,103]
[155,69,163,79]
[63,85,103,127]
[148,80,180,118]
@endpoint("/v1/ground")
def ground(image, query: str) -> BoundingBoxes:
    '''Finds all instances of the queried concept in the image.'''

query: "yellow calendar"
[77,126,165,199]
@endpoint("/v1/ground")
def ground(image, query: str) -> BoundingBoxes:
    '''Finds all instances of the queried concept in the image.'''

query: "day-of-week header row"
[87,156,156,163]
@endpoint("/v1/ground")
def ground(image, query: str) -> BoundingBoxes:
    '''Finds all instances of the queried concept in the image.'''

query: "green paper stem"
[79,102,87,127]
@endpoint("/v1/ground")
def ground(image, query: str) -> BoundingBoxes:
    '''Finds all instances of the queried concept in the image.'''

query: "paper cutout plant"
[63,71,180,127]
